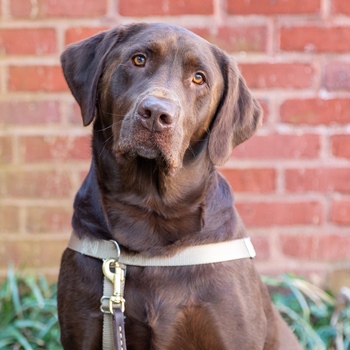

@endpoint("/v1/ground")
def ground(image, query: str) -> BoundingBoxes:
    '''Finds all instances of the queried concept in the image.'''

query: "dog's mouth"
[115,132,181,175]
[122,143,162,163]
[134,146,160,160]
[131,136,161,160]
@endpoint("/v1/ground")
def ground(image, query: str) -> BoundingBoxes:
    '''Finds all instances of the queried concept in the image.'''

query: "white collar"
[68,231,256,266]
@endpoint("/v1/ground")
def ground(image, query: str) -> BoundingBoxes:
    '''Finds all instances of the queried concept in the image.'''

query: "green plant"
[1,269,349,350]
[263,274,350,350]
[0,267,61,350]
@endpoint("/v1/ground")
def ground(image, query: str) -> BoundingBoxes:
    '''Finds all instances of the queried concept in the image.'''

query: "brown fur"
[58,23,301,350]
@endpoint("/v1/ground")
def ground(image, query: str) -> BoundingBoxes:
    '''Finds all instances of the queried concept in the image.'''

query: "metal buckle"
[100,240,126,314]
[100,296,111,314]
[102,258,126,313]
[109,240,121,259]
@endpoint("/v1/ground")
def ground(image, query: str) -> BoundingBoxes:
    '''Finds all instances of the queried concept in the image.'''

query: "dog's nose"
[137,97,178,132]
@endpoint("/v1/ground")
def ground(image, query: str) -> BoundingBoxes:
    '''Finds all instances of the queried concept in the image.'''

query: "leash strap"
[102,277,115,350]
[113,309,126,350]
[101,252,127,350]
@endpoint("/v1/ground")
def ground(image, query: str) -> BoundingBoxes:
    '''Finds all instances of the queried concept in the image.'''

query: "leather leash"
[68,231,256,350]
[101,252,127,350]
[113,309,127,350]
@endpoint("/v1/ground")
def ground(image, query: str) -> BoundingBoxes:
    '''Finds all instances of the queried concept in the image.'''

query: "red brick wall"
[1,0,350,283]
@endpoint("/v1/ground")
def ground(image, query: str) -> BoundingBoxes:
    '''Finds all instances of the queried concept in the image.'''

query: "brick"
[0,101,60,125]
[192,26,267,53]
[323,62,350,90]
[219,168,276,193]
[331,135,350,159]
[45,0,107,17]
[119,0,213,16]
[333,0,350,15]
[0,28,57,55]
[236,201,323,227]
[3,170,72,198]
[0,206,19,232]
[281,99,350,125]
[251,235,270,261]
[239,63,314,89]
[318,234,350,262]
[280,234,350,261]
[67,101,83,125]
[280,234,314,260]
[20,135,91,162]
[331,199,350,225]
[0,136,12,164]
[189,28,211,40]
[232,133,320,159]
[8,66,67,92]
[227,0,320,15]
[26,206,71,233]
[10,0,107,18]
[0,238,67,268]
[258,100,269,122]
[280,26,350,53]
[9,0,32,17]
[79,169,89,183]
[286,168,350,194]
[65,26,109,45]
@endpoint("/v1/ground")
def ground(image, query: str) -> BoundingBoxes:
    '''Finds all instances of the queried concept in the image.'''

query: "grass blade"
[7,266,23,318]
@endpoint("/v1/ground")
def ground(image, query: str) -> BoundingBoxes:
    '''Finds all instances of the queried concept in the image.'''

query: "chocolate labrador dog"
[58,23,301,349]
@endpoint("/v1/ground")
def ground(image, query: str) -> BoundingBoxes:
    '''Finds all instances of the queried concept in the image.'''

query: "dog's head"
[61,23,262,173]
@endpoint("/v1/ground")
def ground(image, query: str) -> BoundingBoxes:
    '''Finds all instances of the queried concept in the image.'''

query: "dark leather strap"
[113,309,127,350]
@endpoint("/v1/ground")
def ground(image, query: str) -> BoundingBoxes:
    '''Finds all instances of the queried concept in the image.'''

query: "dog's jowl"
[57,23,301,350]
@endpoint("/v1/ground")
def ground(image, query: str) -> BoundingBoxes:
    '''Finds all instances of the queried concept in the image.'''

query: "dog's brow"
[184,53,206,68]
[128,41,166,56]
[183,54,212,77]
[147,41,166,53]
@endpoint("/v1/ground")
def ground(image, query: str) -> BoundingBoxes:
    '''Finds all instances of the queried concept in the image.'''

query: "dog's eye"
[132,55,146,67]
[192,73,205,85]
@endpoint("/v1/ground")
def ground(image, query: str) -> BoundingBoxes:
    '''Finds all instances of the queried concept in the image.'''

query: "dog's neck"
[72,125,237,255]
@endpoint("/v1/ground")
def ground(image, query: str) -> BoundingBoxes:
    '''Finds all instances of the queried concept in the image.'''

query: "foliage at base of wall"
[0,269,349,350]
[0,267,60,350]
[263,275,350,350]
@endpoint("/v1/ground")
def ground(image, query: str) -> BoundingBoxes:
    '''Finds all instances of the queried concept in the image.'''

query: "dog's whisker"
[98,133,115,158]
[95,121,120,133]
[94,119,133,133]
[95,124,113,132]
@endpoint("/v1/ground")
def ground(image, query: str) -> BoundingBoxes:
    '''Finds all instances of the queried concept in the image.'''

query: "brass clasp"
[100,240,126,314]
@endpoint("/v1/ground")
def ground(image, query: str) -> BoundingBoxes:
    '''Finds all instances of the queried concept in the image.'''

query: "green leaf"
[13,319,45,330]
[283,275,311,321]
[278,304,326,350]
[7,266,23,318]
[1,326,34,350]
[25,276,45,309]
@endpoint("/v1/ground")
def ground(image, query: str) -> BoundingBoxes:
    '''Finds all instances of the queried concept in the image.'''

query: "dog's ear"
[208,56,263,166]
[60,29,121,126]
[61,23,150,126]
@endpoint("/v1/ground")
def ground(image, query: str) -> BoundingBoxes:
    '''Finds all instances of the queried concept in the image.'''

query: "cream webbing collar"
[68,231,256,266]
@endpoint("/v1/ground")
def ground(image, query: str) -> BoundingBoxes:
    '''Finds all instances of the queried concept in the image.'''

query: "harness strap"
[67,231,256,350]
[68,231,256,266]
